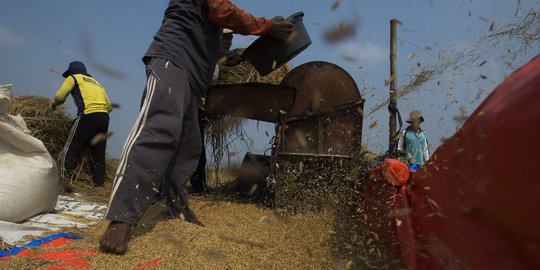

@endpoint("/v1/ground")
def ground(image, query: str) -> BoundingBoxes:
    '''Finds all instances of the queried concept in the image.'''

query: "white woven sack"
[0,84,59,223]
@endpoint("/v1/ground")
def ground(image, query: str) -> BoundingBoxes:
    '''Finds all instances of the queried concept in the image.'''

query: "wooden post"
[389,19,398,152]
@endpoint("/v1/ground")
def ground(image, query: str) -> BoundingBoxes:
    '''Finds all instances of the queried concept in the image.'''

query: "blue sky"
[0,0,537,163]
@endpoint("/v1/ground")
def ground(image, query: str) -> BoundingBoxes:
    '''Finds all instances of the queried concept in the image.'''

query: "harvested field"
[1,173,402,270]
[2,75,401,269]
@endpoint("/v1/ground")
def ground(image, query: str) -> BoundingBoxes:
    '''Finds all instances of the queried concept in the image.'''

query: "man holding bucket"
[100,0,294,255]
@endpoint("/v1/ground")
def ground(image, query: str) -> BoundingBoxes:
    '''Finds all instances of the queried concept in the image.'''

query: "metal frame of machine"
[206,61,365,208]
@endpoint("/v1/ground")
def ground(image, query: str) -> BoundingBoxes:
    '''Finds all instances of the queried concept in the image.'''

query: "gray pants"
[106,58,202,226]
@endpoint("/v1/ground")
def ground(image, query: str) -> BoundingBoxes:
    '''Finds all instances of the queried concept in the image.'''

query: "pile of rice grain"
[2,194,402,270]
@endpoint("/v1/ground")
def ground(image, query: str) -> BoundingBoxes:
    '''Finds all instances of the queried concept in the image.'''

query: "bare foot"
[99,221,131,255]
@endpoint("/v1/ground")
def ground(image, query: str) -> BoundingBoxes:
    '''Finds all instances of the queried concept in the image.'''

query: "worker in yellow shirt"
[52,61,112,187]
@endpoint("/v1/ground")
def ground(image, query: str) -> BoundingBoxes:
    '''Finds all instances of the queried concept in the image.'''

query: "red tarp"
[1,237,99,270]
[394,56,540,269]
[1,236,162,270]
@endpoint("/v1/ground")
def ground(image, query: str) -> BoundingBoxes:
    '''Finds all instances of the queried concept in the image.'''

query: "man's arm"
[52,76,75,108]
[205,0,293,40]
[205,0,270,35]
[422,131,430,161]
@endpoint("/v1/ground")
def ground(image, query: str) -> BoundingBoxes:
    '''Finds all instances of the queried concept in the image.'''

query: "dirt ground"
[1,175,402,270]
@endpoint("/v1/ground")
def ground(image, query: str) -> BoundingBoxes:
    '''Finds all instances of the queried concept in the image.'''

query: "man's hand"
[235,48,245,55]
[268,16,294,41]
[395,150,407,158]
[223,49,244,66]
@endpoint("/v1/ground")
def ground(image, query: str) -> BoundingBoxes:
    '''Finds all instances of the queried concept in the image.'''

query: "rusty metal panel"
[277,101,364,157]
[279,116,319,155]
[321,103,364,156]
[205,83,296,123]
[280,61,362,117]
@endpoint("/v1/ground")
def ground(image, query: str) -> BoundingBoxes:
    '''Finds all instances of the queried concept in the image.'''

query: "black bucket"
[243,12,311,76]
[235,153,272,203]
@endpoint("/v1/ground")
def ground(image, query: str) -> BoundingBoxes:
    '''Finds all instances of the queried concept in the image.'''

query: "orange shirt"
[204,0,271,35]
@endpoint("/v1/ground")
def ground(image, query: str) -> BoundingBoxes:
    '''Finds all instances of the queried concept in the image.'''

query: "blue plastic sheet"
[0,233,82,257]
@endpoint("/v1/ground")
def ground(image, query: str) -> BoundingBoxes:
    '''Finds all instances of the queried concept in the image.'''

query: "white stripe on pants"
[106,75,158,211]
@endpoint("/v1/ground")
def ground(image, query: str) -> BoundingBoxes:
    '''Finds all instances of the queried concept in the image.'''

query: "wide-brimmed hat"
[62,61,90,78]
[406,110,425,123]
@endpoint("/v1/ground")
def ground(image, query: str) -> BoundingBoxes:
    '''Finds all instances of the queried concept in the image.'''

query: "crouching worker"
[51,61,112,187]
[370,158,411,187]
[99,0,294,255]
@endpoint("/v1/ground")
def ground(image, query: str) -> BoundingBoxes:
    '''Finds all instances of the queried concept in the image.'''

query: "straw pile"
[6,95,116,186]
[7,96,72,156]
[216,62,291,85]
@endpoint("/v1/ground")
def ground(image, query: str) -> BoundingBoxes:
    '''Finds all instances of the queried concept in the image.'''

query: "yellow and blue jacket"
[53,74,112,116]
